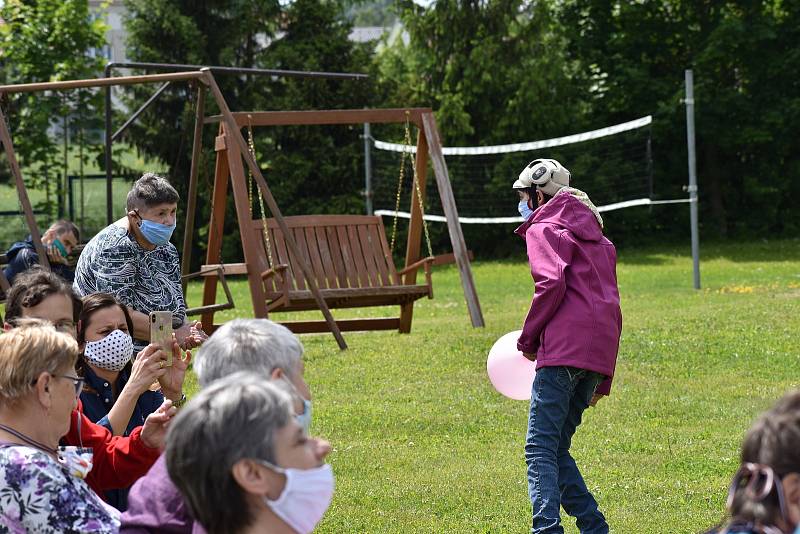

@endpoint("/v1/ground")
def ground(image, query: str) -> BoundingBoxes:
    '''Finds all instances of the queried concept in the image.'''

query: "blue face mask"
[518,200,535,221]
[139,219,176,246]
[295,398,312,434]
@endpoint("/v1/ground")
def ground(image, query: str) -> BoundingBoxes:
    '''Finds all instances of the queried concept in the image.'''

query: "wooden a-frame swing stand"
[196,108,484,344]
[0,69,483,350]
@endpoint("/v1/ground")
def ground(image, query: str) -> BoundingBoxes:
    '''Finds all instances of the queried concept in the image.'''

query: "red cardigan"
[62,400,161,496]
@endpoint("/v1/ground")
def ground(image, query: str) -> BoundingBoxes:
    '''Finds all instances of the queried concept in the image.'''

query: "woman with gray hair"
[73,172,206,353]
[0,324,120,531]
[166,373,334,534]
[121,318,316,533]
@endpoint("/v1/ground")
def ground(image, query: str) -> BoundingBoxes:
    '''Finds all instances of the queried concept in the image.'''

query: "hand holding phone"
[149,311,174,367]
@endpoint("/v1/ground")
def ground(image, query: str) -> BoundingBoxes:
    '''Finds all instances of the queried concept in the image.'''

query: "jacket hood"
[529,189,604,242]
[5,238,34,260]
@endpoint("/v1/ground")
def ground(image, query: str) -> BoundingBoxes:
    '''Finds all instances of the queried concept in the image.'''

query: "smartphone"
[52,238,68,257]
[149,311,173,367]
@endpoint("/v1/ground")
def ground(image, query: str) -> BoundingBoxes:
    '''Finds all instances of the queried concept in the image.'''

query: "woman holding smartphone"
[76,292,189,510]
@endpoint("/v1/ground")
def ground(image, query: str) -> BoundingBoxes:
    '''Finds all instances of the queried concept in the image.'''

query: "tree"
[122,0,375,266]
[558,0,800,238]
[0,0,107,217]
[375,0,594,254]
[254,0,375,216]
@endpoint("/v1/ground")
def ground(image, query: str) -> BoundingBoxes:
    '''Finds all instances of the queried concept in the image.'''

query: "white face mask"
[260,461,335,534]
[83,329,134,372]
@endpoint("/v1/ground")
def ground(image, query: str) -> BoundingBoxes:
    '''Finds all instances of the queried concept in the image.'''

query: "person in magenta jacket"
[513,159,622,534]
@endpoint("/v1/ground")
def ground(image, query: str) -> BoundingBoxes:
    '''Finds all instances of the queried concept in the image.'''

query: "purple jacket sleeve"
[595,378,612,396]
[517,225,572,354]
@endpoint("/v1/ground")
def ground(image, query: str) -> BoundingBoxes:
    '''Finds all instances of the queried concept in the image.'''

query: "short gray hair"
[126,172,179,211]
[193,318,303,388]
[166,373,293,534]
[48,219,79,242]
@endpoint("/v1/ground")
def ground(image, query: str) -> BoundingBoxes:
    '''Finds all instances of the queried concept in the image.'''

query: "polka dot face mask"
[84,329,134,372]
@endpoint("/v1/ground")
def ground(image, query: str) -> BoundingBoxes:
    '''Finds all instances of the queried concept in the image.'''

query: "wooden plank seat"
[196,214,434,333]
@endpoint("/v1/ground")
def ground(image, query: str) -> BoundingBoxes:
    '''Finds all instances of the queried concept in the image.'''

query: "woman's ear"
[231,459,286,500]
[270,367,284,381]
[33,372,54,408]
[782,473,800,527]
[536,190,545,206]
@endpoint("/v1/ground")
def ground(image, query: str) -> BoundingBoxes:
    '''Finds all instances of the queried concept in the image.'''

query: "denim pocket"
[557,366,586,391]
[555,367,573,390]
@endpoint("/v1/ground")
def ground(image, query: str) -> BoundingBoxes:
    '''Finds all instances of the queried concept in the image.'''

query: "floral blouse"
[0,443,120,533]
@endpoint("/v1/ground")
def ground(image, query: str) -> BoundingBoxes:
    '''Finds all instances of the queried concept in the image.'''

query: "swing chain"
[388,124,407,253]
[389,113,433,259]
[246,117,275,268]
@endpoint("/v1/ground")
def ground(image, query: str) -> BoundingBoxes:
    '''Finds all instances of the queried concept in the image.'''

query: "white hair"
[193,318,303,388]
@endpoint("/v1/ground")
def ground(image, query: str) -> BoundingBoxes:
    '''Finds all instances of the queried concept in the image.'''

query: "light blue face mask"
[518,200,535,221]
[295,398,312,434]
[139,219,176,246]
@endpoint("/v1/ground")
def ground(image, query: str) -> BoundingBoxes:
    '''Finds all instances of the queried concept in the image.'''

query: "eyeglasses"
[30,373,85,397]
[55,374,85,397]
[53,322,76,334]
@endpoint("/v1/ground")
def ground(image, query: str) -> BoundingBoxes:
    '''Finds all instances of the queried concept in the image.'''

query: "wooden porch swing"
[193,108,484,342]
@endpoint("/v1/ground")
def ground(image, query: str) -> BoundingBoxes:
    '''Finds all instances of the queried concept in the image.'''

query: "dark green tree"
[122,0,374,266]
[559,0,800,238]
[254,0,375,216]
[0,0,107,216]
[375,0,593,255]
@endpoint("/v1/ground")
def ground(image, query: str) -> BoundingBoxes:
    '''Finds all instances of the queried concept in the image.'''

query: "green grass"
[182,238,800,533]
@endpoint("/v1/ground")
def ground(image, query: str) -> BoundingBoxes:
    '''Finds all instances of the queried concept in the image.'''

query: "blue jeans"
[525,366,608,534]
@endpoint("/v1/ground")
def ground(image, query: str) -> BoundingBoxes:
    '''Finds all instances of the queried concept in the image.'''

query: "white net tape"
[374,116,653,155]
[374,198,694,224]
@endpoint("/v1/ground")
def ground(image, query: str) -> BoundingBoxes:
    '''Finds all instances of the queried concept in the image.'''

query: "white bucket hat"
[512,159,571,197]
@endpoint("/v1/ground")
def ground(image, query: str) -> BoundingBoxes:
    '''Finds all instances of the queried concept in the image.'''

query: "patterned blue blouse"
[73,223,187,352]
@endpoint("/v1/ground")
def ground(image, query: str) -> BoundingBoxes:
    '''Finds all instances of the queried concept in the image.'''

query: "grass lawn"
[182,238,800,533]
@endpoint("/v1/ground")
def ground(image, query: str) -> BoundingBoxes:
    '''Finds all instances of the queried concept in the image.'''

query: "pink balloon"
[487,330,536,400]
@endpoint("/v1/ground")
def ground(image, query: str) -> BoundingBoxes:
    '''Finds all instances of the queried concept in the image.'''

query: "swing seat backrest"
[252,214,433,312]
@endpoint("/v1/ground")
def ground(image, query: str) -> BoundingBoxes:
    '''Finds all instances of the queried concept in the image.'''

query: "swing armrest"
[261,264,291,303]
[182,266,236,316]
[399,256,435,298]
[260,264,289,281]
[397,256,435,277]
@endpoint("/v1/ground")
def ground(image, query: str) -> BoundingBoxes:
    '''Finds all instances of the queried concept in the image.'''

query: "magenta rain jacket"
[515,191,622,395]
